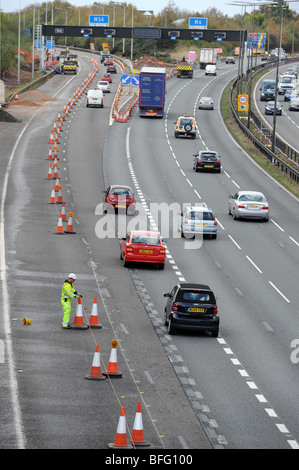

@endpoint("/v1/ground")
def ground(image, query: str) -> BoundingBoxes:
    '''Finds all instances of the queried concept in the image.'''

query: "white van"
[205,64,217,76]
[86,89,103,108]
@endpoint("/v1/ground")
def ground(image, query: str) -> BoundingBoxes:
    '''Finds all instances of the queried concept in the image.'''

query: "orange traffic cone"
[103,339,122,378]
[48,186,56,204]
[61,202,67,221]
[54,214,65,235]
[88,296,102,329]
[64,212,76,234]
[69,297,88,329]
[130,402,150,446]
[49,132,54,144]
[47,147,53,160]
[53,162,59,179]
[56,185,64,204]
[46,163,53,180]
[108,406,132,449]
[54,178,60,191]
[85,343,106,380]
[13,92,19,102]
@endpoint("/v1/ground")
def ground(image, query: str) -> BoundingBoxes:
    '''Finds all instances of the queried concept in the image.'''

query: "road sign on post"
[120,74,131,85]
[189,18,208,30]
[238,94,249,111]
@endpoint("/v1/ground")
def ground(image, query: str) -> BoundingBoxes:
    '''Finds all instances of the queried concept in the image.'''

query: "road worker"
[61,273,82,328]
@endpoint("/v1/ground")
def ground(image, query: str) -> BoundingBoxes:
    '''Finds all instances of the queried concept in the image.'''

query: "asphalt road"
[1,51,299,452]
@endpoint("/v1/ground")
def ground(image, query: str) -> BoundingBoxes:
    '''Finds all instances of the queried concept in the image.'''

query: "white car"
[289,98,299,111]
[96,80,110,93]
[198,97,214,110]
[229,191,269,221]
[278,75,295,94]
[181,206,217,239]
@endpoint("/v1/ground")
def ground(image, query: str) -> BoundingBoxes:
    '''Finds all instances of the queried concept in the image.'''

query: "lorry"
[176,61,193,79]
[139,67,166,118]
[199,48,217,69]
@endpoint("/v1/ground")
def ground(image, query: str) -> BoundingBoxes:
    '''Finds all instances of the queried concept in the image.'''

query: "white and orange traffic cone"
[85,343,106,380]
[69,297,88,329]
[47,147,53,160]
[49,132,54,144]
[130,402,150,446]
[108,406,132,449]
[13,92,19,102]
[48,186,56,204]
[64,212,76,234]
[103,339,122,378]
[56,185,64,204]
[53,162,59,179]
[46,163,53,180]
[54,213,64,235]
[61,202,67,221]
[88,296,102,329]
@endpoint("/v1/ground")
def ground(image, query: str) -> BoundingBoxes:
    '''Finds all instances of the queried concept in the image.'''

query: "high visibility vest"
[61,281,78,302]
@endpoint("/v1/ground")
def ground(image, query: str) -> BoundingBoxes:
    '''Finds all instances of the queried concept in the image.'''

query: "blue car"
[265,101,282,115]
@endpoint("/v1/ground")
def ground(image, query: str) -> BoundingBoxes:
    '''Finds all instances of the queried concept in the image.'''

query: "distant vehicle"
[174,115,197,139]
[180,206,218,239]
[61,60,77,74]
[107,65,117,74]
[278,75,295,94]
[199,48,217,69]
[101,73,112,83]
[260,79,276,101]
[104,58,113,66]
[163,283,219,336]
[192,151,221,173]
[176,62,193,78]
[120,231,166,269]
[260,53,268,61]
[104,185,136,214]
[284,89,299,102]
[228,191,269,221]
[139,67,166,118]
[198,97,214,110]
[286,66,298,79]
[205,64,217,76]
[265,101,282,115]
[96,80,110,93]
[226,56,235,64]
[86,89,103,108]
[289,97,299,111]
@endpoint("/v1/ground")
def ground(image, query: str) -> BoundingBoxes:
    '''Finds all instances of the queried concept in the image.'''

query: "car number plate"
[115,204,126,208]
[188,308,205,312]
[249,205,259,209]
[204,165,214,168]
[139,249,153,253]
[195,223,207,226]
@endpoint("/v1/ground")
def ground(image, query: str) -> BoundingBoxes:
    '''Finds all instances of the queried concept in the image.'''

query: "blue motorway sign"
[131,75,140,86]
[189,17,208,30]
[89,15,109,26]
[120,74,131,85]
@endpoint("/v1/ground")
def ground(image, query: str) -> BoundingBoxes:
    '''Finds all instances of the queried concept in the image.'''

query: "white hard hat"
[68,273,77,280]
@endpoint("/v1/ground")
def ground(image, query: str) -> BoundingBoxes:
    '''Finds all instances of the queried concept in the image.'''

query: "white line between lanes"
[268,281,290,303]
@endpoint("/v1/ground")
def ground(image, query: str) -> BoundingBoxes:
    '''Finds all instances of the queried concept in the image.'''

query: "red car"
[104,59,113,66]
[120,230,166,269]
[101,73,112,83]
[104,185,136,214]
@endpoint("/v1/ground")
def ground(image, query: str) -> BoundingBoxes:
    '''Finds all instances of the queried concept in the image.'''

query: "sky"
[0,0,267,17]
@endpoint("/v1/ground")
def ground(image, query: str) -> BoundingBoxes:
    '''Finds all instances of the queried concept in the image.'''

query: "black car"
[163,283,219,336]
[192,151,221,173]
[265,101,282,115]
[107,65,117,74]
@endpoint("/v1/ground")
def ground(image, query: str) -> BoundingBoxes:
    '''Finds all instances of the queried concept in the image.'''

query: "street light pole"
[272,0,284,153]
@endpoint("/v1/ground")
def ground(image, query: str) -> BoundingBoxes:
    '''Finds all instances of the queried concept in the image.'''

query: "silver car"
[181,206,217,239]
[229,191,269,221]
[289,97,299,111]
[198,97,214,110]
[96,80,110,93]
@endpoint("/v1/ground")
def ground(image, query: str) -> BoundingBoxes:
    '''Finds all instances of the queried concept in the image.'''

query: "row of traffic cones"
[69,296,102,329]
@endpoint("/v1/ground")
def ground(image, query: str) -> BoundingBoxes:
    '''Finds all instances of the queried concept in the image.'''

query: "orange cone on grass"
[108,406,132,449]
[69,297,88,329]
[64,212,76,234]
[103,339,122,378]
[130,402,150,446]
[85,343,106,380]
[88,296,102,329]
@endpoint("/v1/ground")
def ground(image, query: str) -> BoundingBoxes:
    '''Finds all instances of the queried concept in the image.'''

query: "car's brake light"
[214,305,218,314]
[262,206,268,210]
[172,302,179,311]
[238,205,245,209]
[160,248,165,254]
[214,219,217,226]
[126,247,133,252]
[185,217,188,224]
[197,158,202,161]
